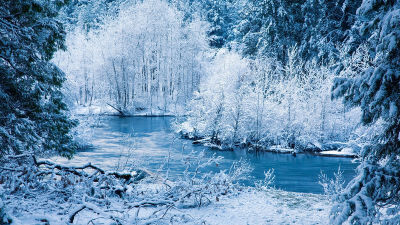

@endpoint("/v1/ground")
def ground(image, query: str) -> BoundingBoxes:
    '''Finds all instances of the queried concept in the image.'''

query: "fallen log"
[106,103,125,116]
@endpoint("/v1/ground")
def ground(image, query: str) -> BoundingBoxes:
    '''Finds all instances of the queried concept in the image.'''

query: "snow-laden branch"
[0,150,252,224]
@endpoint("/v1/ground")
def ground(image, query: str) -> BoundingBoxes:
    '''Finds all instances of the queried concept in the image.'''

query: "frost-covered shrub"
[319,167,345,202]
[255,169,275,192]
[179,48,360,150]
[167,151,252,208]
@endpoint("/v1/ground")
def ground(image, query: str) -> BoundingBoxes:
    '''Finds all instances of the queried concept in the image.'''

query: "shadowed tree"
[0,0,77,158]
[331,0,400,223]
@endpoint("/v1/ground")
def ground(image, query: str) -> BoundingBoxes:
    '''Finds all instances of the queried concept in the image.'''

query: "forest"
[0,0,399,224]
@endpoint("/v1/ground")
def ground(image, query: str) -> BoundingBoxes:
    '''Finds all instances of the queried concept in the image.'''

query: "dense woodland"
[1,0,400,224]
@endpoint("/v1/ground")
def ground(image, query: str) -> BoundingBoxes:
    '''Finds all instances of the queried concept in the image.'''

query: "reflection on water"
[51,116,358,194]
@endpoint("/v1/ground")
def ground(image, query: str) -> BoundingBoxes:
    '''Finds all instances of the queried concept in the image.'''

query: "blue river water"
[58,116,358,194]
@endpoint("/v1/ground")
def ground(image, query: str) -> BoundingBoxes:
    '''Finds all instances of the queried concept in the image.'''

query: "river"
[51,116,358,194]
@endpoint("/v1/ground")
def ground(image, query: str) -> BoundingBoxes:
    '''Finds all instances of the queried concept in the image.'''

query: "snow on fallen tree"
[0,151,252,224]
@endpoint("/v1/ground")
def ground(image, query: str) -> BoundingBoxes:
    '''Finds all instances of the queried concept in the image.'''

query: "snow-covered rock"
[319,147,358,157]
[268,145,295,153]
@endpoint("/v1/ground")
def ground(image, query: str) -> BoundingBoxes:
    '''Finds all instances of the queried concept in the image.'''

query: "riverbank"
[69,101,359,157]
[1,153,332,225]
[71,104,180,117]
[5,180,331,225]
[2,114,350,224]
[189,136,359,158]
[72,106,360,159]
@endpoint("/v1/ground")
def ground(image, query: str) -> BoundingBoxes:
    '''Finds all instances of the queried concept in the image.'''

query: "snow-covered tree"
[331,0,400,223]
[59,0,127,32]
[301,0,362,61]
[54,0,209,115]
[0,0,77,158]
[236,0,303,61]
[179,47,360,151]
[201,0,238,48]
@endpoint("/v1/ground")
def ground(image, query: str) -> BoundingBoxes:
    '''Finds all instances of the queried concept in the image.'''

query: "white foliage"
[54,0,209,115]
[319,167,345,202]
[180,47,361,150]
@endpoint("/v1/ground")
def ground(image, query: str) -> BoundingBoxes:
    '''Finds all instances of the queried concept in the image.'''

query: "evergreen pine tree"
[202,0,237,48]
[236,0,304,62]
[331,0,400,223]
[0,0,77,158]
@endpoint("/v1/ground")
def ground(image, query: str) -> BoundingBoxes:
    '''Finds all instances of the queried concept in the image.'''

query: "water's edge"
[63,116,358,194]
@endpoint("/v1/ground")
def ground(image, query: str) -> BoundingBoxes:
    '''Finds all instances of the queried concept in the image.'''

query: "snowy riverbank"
[189,136,359,158]
[71,104,181,117]
[1,151,334,225]
[5,183,330,225]
[71,106,360,158]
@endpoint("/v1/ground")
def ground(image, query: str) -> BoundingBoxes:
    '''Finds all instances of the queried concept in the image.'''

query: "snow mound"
[320,147,357,157]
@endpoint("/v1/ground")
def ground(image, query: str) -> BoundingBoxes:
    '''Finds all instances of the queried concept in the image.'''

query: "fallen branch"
[33,156,106,177]
[5,154,33,159]
[69,205,87,223]
[69,204,122,225]
[106,103,125,116]
[131,200,174,208]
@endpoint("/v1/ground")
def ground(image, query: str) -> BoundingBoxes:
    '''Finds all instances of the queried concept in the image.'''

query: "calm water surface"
[53,116,358,194]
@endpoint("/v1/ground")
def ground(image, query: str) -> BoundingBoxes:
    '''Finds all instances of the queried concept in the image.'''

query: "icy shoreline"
[1,110,342,224]
[189,136,358,158]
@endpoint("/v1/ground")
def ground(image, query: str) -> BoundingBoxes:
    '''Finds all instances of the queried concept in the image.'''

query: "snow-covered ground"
[6,186,330,225]
[2,151,332,225]
[72,104,181,116]
[72,104,116,115]
[319,147,358,157]
[185,189,330,225]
